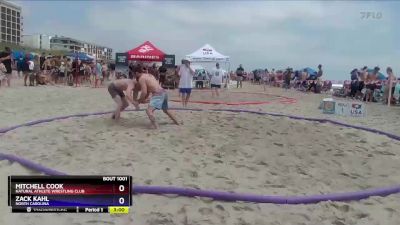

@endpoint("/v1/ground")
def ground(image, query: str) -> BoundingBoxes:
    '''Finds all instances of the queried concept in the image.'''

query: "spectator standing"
[90,62,96,84]
[350,69,359,98]
[359,66,368,95]
[59,61,67,84]
[72,59,83,87]
[109,61,116,80]
[39,53,46,72]
[210,62,225,97]
[158,64,167,87]
[128,62,134,79]
[149,63,159,80]
[26,56,35,86]
[236,64,244,88]
[269,69,276,85]
[66,58,73,85]
[42,57,52,81]
[84,63,92,85]
[0,62,7,87]
[262,69,269,91]
[178,59,195,107]
[283,68,292,90]
[0,47,12,87]
[306,66,320,92]
[22,54,31,86]
[94,60,103,88]
[317,64,323,78]
[16,53,26,79]
[385,67,396,106]
[102,61,109,81]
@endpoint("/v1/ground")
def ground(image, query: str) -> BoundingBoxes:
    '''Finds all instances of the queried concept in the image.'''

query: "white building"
[50,35,113,60]
[0,0,22,45]
[22,34,51,50]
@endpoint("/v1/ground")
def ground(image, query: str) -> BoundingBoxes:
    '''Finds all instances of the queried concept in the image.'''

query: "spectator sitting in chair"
[364,66,380,102]
[195,70,207,89]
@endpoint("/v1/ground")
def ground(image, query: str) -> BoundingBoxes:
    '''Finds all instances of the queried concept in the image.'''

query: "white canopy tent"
[185,44,232,88]
[186,44,230,63]
[186,44,230,73]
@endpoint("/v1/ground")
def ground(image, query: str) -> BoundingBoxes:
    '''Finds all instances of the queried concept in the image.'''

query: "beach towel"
[394,83,400,99]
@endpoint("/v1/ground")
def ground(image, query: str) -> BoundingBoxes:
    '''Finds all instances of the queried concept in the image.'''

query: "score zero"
[103,177,127,193]
[103,177,128,205]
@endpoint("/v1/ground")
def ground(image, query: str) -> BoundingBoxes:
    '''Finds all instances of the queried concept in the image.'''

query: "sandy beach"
[1,79,400,225]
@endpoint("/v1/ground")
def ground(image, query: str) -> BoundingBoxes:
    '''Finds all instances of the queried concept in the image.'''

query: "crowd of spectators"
[0,47,116,88]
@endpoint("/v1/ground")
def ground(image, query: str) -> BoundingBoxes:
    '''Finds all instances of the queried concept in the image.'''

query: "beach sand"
[1,79,400,225]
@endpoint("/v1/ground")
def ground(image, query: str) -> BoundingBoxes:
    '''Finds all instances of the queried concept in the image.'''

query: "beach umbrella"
[377,72,386,80]
[302,67,317,76]
[367,69,385,80]
[377,73,386,80]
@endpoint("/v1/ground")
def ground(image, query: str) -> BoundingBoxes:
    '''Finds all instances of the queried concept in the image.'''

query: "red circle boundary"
[170,91,297,106]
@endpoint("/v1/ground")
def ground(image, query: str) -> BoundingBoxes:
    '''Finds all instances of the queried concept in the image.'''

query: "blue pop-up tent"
[302,67,317,76]
[12,51,35,60]
[12,50,23,59]
[66,52,94,61]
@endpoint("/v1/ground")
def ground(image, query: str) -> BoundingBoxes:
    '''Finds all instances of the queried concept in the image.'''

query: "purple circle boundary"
[0,108,399,204]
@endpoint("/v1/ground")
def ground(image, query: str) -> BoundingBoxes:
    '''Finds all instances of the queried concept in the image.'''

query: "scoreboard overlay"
[8,176,132,213]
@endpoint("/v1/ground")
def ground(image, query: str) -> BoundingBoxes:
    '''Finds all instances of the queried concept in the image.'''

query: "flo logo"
[138,45,154,53]
[360,11,382,19]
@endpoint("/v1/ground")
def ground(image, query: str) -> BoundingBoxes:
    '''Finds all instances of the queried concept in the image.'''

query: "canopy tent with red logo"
[126,41,165,62]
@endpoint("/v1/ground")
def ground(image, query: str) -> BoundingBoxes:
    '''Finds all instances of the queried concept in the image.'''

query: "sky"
[15,0,400,80]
